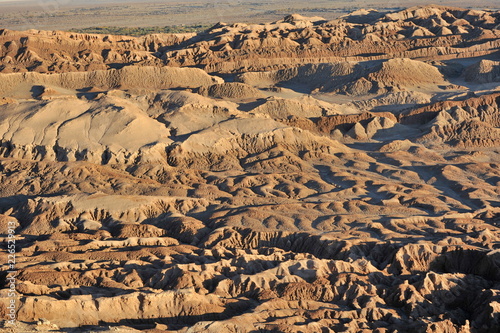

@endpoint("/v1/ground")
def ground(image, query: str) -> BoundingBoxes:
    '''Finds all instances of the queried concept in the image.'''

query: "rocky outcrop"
[0,66,222,97]
[2,6,500,75]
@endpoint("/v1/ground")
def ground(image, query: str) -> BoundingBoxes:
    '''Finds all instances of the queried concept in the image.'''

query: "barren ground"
[0,4,500,333]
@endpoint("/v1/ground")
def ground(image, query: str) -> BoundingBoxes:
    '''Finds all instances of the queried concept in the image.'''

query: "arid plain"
[0,2,500,333]
[0,0,499,30]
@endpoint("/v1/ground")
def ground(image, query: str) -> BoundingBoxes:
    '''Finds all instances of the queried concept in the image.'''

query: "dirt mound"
[367,58,446,88]
[237,58,447,95]
[351,91,432,109]
[0,95,173,164]
[398,92,500,147]
[236,62,361,91]
[166,118,350,170]
[419,112,500,148]
[340,58,447,95]
[400,92,500,125]
[465,59,500,83]
[248,96,331,119]
[198,82,265,99]
[149,90,242,137]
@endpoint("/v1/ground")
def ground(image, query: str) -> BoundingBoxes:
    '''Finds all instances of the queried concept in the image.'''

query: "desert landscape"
[0,3,500,332]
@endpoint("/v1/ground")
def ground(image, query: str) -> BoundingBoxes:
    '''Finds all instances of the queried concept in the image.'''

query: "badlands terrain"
[0,4,500,333]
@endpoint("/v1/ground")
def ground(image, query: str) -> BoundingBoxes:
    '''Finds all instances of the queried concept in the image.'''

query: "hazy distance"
[0,0,499,31]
